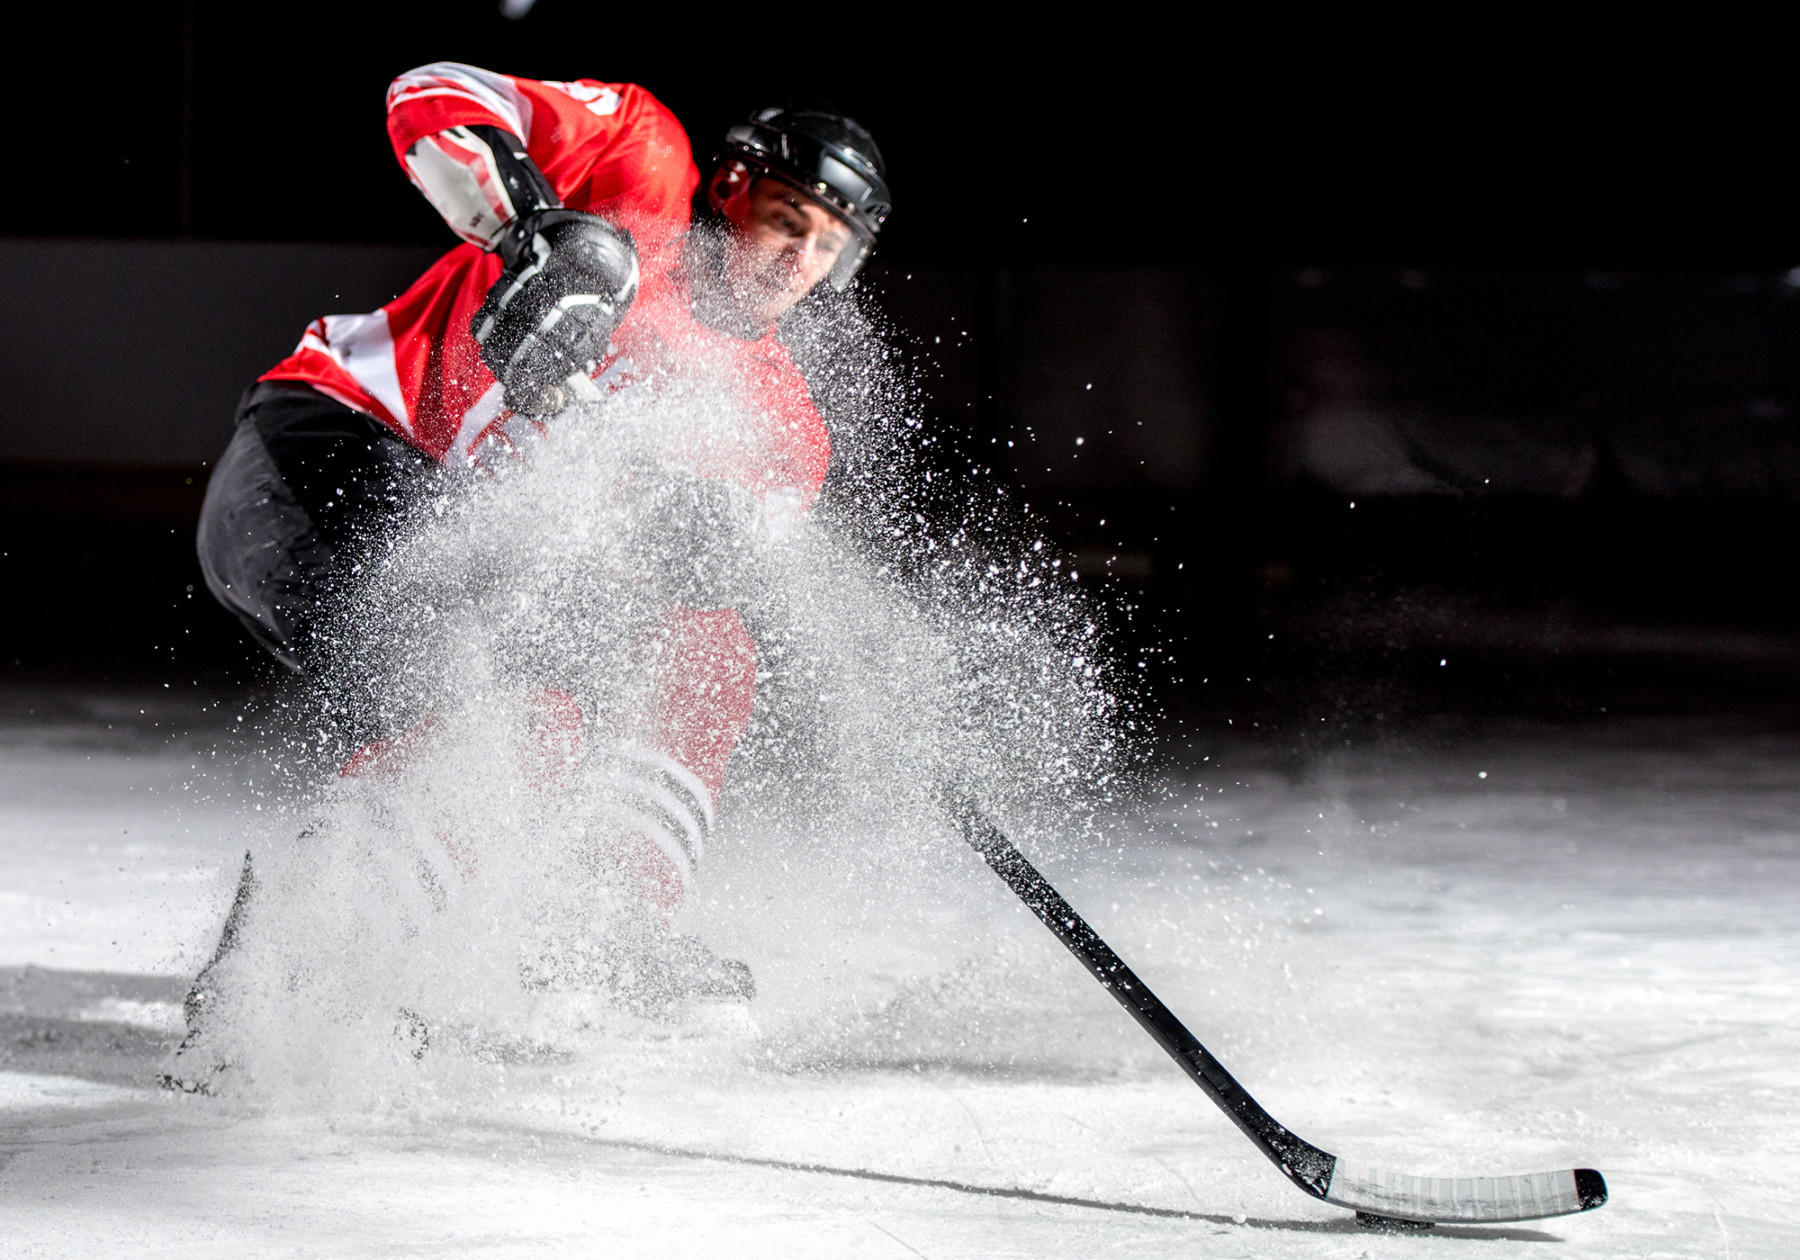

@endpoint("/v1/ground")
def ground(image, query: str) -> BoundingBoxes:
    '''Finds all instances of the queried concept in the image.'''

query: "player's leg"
[608,606,758,919]
[551,606,759,1011]
[196,381,434,673]
[176,383,437,1074]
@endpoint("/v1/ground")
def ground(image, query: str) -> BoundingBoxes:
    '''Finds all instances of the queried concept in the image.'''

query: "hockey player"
[187,63,893,1032]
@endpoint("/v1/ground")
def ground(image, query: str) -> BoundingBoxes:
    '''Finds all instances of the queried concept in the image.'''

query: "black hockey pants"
[196,382,436,672]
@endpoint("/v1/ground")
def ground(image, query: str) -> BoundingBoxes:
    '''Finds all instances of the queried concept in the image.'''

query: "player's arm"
[399,123,561,250]
[386,63,640,414]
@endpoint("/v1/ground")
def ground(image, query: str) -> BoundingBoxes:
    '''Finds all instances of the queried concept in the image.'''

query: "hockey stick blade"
[942,791,1608,1226]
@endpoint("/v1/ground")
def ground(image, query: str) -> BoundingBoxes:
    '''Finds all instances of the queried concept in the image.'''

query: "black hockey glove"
[472,209,640,416]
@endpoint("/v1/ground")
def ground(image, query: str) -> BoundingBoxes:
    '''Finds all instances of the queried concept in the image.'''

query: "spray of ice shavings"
[199,704,558,1106]
[305,367,753,763]
[721,517,1122,856]
[200,370,760,1103]
[204,282,1137,1103]
[769,281,1133,841]
[677,292,1139,1072]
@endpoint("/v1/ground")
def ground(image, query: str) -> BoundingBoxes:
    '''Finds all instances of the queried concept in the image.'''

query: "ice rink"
[3,682,1797,1257]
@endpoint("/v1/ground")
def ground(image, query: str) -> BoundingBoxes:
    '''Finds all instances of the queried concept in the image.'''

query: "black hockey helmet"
[718,102,891,290]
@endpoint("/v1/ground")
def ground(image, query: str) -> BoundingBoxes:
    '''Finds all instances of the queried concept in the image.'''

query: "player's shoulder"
[516,75,687,134]
[387,63,689,146]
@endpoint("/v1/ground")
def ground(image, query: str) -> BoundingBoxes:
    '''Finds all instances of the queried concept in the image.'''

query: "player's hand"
[471,210,639,416]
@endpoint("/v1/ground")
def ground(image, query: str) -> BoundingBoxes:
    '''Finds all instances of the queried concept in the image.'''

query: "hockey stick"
[942,791,1608,1229]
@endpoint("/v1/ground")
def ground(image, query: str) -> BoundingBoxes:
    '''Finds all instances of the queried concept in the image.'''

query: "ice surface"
[4,698,1797,1255]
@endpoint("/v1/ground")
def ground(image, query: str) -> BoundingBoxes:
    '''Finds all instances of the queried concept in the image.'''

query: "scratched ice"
[3,689,1796,1256]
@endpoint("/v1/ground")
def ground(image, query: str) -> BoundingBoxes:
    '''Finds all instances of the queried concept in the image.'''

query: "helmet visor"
[734,161,879,291]
[825,217,875,291]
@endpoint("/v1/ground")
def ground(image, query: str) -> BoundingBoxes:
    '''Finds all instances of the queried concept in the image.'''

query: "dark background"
[5,3,1799,756]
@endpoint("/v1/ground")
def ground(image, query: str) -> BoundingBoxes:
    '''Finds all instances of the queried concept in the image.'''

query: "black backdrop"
[18,4,1800,264]
[8,6,1800,744]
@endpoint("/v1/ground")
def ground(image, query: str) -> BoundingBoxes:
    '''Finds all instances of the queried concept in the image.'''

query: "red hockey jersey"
[258,62,828,511]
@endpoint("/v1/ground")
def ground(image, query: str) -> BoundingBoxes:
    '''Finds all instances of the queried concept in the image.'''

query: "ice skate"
[160,945,235,1094]
[519,918,754,1023]
[389,1004,574,1066]
[159,851,258,1094]
[157,1026,229,1096]
[604,931,756,1020]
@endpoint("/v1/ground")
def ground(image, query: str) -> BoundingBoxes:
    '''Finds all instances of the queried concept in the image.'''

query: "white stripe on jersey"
[542,80,622,116]
[388,62,533,139]
[317,311,411,434]
[403,127,516,249]
[592,348,633,394]
[455,381,509,461]
[459,349,634,469]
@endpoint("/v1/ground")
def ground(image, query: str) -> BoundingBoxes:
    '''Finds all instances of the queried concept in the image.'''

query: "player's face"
[716,174,853,323]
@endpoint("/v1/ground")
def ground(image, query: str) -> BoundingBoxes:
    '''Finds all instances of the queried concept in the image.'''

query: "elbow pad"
[471,210,640,416]
[403,124,559,249]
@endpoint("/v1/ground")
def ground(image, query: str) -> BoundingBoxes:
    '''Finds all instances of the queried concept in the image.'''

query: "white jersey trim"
[455,381,510,461]
[388,62,533,139]
[317,311,411,434]
[403,127,515,249]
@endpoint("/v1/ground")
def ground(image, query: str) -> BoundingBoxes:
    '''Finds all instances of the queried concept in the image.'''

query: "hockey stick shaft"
[943,794,1334,1198]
